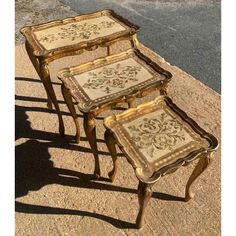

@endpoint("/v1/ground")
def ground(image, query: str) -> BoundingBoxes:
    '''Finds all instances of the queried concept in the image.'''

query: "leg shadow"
[15,76,61,85]
[15,102,184,229]
[15,95,65,104]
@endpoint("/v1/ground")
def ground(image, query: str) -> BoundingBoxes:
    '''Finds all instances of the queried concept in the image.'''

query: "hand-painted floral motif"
[38,21,116,43]
[82,64,142,94]
[127,113,186,158]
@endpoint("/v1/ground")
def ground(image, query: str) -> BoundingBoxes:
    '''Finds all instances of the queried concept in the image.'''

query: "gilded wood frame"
[58,48,172,113]
[20,9,140,135]
[58,49,172,178]
[103,95,218,228]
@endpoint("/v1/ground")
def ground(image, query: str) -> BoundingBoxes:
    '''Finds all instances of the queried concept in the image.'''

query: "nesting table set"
[21,9,218,229]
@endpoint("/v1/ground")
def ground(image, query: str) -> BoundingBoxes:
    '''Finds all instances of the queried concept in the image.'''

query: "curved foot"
[84,113,101,181]
[93,172,101,180]
[108,170,116,183]
[185,154,212,202]
[61,84,80,142]
[136,210,144,229]
[93,162,101,180]
[185,191,195,202]
[75,133,80,144]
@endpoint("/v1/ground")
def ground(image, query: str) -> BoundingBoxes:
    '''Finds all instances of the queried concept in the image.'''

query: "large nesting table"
[20,9,139,135]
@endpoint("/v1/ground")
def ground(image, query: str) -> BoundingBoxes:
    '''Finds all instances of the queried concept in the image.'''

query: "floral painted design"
[82,63,142,94]
[127,113,186,158]
[38,21,116,43]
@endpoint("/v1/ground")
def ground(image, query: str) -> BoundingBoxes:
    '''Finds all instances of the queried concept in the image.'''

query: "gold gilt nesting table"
[57,48,172,178]
[20,9,139,135]
[104,96,218,228]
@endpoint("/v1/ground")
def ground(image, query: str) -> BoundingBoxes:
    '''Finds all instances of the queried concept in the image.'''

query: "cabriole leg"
[104,130,118,182]
[61,84,80,143]
[185,153,212,202]
[39,62,64,136]
[83,113,100,179]
[25,42,53,109]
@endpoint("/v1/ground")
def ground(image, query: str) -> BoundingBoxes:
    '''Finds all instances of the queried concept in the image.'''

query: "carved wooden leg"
[25,42,53,109]
[39,62,64,136]
[83,113,100,179]
[136,181,154,229]
[104,130,118,182]
[185,153,212,202]
[61,84,80,143]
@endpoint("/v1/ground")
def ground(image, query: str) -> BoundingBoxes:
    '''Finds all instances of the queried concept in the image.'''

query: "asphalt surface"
[61,0,221,93]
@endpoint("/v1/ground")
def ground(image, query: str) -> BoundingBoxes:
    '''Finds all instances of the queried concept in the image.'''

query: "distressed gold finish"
[58,48,172,177]
[58,48,172,114]
[20,9,140,134]
[103,96,218,228]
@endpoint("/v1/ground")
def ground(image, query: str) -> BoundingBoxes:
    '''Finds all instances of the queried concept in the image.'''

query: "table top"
[104,96,218,182]
[57,48,172,113]
[20,9,139,57]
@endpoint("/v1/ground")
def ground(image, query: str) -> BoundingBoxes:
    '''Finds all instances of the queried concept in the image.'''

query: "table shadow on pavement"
[15,92,185,228]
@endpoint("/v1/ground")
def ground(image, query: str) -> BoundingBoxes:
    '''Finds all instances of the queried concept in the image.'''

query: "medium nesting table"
[20,9,139,135]
[103,96,218,228]
[57,48,172,178]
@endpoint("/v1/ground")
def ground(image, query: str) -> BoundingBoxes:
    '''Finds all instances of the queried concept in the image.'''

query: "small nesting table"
[103,96,218,228]
[20,9,139,135]
[57,48,172,178]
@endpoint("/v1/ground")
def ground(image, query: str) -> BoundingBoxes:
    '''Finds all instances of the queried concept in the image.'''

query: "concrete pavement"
[15,41,220,235]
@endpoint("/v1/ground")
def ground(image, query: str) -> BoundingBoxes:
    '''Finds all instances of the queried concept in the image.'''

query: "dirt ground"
[15,40,220,235]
